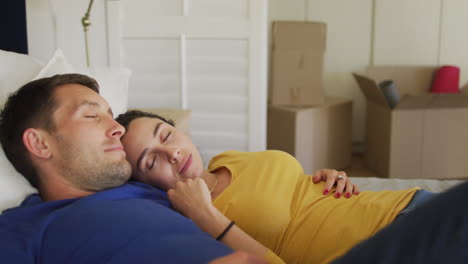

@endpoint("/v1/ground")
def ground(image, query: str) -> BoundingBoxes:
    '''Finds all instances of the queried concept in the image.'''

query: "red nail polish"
[335,192,341,198]
[323,189,329,195]
[345,192,351,198]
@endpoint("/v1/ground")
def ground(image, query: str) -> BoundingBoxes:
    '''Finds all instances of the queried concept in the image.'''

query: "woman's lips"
[179,154,192,174]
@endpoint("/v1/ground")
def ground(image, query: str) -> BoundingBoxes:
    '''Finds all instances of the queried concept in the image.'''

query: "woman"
[116,110,427,264]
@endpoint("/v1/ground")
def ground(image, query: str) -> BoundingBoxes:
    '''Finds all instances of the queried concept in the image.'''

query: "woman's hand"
[312,169,360,199]
[168,179,281,262]
[167,178,215,222]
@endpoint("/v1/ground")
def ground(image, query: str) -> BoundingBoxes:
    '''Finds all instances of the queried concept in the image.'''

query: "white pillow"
[34,49,131,116]
[77,66,131,116]
[33,49,74,79]
[0,50,41,213]
[0,49,131,213]
[0,150,37,213]
[0,49,42,106]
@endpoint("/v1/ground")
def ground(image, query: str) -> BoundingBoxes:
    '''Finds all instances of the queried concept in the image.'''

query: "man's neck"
[38,176,95,202]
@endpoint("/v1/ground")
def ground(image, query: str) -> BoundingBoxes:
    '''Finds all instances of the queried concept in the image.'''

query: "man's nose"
[109,119,126,139]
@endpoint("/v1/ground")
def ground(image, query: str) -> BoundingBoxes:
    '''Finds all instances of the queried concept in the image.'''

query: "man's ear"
[22,128,52,159]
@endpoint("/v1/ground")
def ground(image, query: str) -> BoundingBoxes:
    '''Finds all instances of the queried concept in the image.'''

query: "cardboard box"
[131,108,191,136]
[269,21,326,106]
[267,97,352,174]
[354,66,468,179]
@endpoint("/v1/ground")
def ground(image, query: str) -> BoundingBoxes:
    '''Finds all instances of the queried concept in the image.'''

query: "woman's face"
[121,117,204,190]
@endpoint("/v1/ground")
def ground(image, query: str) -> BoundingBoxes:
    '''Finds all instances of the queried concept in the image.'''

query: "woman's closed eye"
[148,155,159,170]
[163,131,171,142]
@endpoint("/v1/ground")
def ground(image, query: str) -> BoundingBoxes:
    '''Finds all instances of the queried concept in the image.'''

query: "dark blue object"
[0,182,232,263]
[379,80,400,108]
[0,0,28,54]
[332,181,468,264]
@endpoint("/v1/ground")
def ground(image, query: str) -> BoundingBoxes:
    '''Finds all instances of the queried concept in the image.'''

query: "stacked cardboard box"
[268,98,352,174]
[269,21,326,106]
[354,66,468,179]
[267,21,352,174]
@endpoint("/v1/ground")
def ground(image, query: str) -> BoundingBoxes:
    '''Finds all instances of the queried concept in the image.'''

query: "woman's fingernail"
[335,192,341,198]
[323,189,329,195]
[345,192,351,198]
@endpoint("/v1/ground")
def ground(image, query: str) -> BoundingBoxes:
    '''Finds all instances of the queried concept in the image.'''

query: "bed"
[0,48,466,214]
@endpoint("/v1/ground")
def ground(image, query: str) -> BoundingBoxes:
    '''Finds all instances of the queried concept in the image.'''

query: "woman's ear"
[22,128,52,159]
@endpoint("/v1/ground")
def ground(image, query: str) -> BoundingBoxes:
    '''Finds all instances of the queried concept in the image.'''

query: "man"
[0,74,264,263]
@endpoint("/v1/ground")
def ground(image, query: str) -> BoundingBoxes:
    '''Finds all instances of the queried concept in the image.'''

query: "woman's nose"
[169,148,180,163]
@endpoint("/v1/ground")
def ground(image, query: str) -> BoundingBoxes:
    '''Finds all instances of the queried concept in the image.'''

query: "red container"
[431,65,460,93]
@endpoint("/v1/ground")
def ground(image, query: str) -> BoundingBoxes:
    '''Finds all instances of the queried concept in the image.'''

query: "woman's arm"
[167,178,285,264]
[208,251,267,264]
[208,251,268,264]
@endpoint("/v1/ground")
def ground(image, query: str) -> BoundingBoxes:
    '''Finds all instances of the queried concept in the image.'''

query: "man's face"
[121,117,205,190]
[47,84,131,191]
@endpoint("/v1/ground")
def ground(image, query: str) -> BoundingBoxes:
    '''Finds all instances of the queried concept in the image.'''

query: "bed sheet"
[350,177,464,193]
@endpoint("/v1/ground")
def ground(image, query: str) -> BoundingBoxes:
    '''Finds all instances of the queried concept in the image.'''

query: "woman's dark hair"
[115,110,175,132]
[0,73,100,187]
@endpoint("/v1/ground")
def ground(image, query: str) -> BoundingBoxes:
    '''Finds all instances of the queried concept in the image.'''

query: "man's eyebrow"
[136,121,164,171]
[76,100,113,117]
[76,100,100,110]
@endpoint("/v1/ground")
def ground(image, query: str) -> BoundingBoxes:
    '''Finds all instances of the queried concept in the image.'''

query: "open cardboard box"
[267,97,352,174]
[354,66,468,179]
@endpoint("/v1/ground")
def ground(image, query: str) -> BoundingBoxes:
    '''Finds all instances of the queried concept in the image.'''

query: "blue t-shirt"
[0,182,232,263]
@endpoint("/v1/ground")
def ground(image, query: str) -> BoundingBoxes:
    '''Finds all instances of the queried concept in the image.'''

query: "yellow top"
[209,150,419,264]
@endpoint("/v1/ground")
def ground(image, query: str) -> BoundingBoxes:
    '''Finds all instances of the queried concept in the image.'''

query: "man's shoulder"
[77,182,170,208]
[1,182,169,220]
[0,182,233,264]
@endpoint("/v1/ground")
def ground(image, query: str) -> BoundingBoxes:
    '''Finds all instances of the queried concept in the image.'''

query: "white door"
[106,0,268,164]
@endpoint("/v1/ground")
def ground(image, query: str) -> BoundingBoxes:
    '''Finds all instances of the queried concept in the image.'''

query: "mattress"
[350,177,464,193]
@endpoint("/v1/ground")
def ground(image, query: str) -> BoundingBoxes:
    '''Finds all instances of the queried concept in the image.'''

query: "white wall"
[26,0,109,67]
